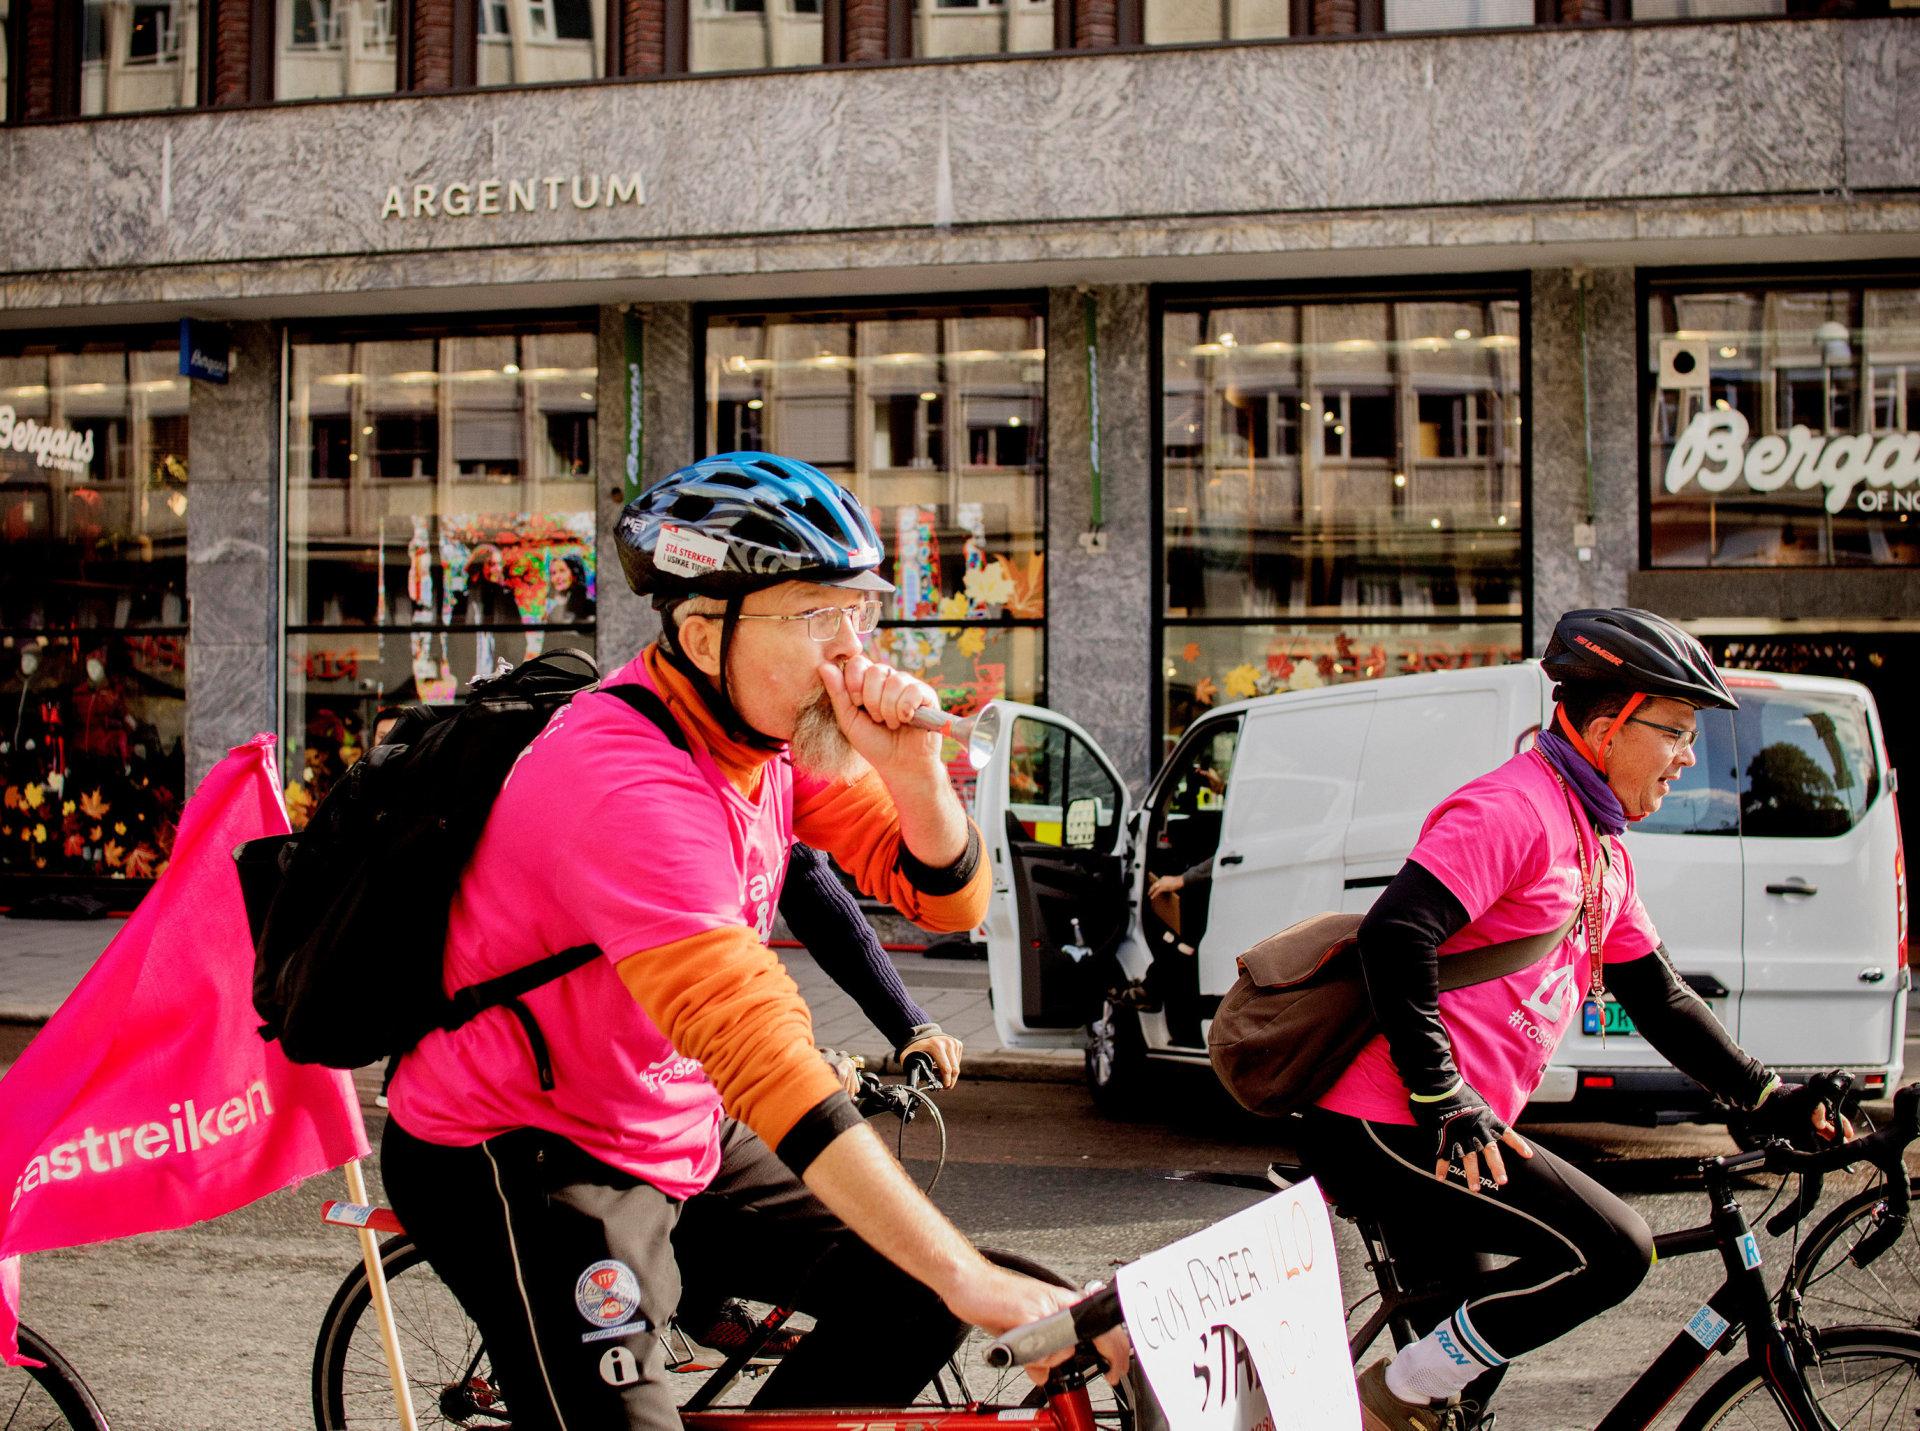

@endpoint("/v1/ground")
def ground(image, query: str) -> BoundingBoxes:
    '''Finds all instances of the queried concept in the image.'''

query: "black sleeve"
[779,842,928,1052]
[774,1091,867,1176]
[1355,858,1473,1101]
[897,823,982,896]
[1607,946,1772,1108]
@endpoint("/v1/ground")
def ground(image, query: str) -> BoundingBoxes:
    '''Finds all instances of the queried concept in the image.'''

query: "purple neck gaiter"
[1535,729,1628,837]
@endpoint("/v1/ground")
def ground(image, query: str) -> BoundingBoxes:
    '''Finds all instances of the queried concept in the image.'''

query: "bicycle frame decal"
[1736,1233,1762,1270]
[1683,1305,1730,1350]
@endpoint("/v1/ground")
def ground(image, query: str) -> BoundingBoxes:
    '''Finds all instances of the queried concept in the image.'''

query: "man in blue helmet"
[380,453,1127,1430]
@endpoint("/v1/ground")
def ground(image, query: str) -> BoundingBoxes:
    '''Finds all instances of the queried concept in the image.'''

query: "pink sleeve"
[1603,841,1662,964]
[1405,783,1550,925]
[563,762,747,960]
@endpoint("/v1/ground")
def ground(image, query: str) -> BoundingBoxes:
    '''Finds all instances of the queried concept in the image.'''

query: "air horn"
[907,700,1006,770]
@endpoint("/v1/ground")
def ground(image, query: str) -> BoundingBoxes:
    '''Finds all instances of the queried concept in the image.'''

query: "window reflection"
[83,0,199,114]
[914,0,1054,57]
[475,0,605,85]
[704,306,1047,798]
[287,327,597,825]
[690,0,823,72]
[1382,0,1530,28]
[277,0,397,100]
[1142,0,1287,44]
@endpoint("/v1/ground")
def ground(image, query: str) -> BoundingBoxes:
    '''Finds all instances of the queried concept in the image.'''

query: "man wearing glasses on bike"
[1295,608,1849,1431]
[380,452,1126,1431]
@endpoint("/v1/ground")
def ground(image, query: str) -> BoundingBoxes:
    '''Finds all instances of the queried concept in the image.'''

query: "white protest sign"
[1118,1181,1359,1431]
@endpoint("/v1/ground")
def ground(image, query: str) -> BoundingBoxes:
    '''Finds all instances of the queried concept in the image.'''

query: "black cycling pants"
[1295,1108,1653,1399]
[382,1116,968,1431]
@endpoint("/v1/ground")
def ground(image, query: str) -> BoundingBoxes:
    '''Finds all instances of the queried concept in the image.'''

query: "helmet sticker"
[576,1259,645,1330]
[1572,634,1624,666]
[655,523,729,579]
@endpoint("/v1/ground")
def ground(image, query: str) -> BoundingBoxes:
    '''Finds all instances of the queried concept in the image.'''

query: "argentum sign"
[1665,410,1920,515]
[382,172,645,221]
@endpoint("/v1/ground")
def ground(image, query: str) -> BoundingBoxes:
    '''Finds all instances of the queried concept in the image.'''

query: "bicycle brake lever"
[1766,1169,1825,1238]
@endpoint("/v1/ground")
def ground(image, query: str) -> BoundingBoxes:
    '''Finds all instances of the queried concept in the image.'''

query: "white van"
[975,661,1910,1120]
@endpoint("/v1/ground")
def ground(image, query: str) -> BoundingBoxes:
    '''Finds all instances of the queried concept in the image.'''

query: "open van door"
[975,703,1134,1050]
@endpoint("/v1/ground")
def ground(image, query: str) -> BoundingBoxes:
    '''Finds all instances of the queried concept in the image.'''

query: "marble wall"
[1046,285,1155,791]
[185,321,280,787]
[0,20,1910,288]
[1528,267,1637,653]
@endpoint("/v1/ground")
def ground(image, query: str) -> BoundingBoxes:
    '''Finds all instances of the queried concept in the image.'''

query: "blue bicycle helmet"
[619,453,892,749]
[617,452,891,599]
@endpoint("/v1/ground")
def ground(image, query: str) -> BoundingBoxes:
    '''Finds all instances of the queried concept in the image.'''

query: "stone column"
[594,303,695,666]
[1046,285,1154,793]
[1529,268,1637,654]
[185,321,280,788]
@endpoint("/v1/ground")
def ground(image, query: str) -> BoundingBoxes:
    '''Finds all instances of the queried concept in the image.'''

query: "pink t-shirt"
[1317,749,1660,1127]
[387,656,799,1199]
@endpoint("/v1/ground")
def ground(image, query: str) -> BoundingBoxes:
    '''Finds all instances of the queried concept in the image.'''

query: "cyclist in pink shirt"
[1296,609,1851,1431]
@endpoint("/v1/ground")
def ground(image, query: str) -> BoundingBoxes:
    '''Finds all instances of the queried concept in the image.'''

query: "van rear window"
[1736,690,1879,839]
[1630,689,1878,840]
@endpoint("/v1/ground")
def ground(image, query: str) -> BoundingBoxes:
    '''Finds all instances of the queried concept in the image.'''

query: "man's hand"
[820,1047,861,1098]
[943,1260,1133,1386]
[901,1031,963,1087]
[1410,1079,1533,1193]
[821,655,943,781]
[1147,873,1186,901]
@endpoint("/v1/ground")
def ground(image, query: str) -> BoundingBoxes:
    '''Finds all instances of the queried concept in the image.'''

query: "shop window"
[1383,0,1531,28]
[0,340,190,892]
[913,0,1055,59]
[285,325,597,824]
[1647,281,1920,569]
[690,0,823,71]
[82,0,198,114]
[1141,0,1287,43]
[277,0,398,101]
[1159,294,1524,747]
[475,0,606,85]
[705,305,1046,798]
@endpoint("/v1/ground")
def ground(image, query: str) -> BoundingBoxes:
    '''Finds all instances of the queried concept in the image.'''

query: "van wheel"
[1086,997,1148,1116]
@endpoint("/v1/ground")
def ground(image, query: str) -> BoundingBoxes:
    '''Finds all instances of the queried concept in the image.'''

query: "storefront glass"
[689,0,824,72]
[0,340,189,887]
[475,0,606,85]
[1647,280,1920,568]
[1141,0,1286,44]
[913,0,1055,58]
[276,0,399,100]
[285,323,596,827]
[82,0,199,114]
[704,304,1046,795]
[1160,293,1525,752]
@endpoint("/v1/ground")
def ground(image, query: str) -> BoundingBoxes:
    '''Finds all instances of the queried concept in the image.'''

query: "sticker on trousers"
[576,1260,644,1331]
[600,1346,642,1388]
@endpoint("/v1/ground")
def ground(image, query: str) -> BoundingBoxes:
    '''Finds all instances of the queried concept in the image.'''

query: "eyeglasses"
[1627,716,1698,751]
[728,598,884,643]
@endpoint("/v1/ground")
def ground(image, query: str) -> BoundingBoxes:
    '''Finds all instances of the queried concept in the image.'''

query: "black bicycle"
[1134,1080,1920,1428]
[311,1057,1131,1430]
[0,1324,111,1431]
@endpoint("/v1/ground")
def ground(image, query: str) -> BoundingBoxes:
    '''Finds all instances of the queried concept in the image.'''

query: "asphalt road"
[5,1046,1916,1431]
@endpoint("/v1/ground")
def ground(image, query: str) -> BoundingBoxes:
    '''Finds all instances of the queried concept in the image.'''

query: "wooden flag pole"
[343,1158,419,1431]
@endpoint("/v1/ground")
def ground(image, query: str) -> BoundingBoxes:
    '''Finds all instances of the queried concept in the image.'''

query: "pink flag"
[0,736,368,1365]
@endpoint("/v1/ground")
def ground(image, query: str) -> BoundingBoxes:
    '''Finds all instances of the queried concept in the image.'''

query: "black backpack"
[234,649,686,1087]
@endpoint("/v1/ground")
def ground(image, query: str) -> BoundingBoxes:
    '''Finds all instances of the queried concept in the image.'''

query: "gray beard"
[790,691,871,784]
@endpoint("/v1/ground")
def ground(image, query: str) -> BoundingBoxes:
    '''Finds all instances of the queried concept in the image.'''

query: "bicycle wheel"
[1780,1175,1920,1332]
[312,1235,506,1430]
[3,1325,111,1431]
[1677,1325,1920,1429]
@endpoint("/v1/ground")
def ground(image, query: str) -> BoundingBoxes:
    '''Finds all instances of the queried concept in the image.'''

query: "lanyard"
[1537,755,1610,1042]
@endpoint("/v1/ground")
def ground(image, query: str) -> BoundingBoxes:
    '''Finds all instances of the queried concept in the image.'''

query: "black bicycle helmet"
[1542,608,1737,710]
[617,453,892,749]
[617,452,890,599]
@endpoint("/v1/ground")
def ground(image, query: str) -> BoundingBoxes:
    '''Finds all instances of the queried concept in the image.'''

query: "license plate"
[1582,997,1636,1037]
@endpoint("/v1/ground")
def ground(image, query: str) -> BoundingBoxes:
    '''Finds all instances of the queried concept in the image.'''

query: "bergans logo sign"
[0,405,93,475]
[1664,409,1920,515]
[382,172,645,221]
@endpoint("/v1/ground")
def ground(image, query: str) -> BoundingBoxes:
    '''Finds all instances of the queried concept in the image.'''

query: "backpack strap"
[600,682,692,754]
[1435,905,1583,993]
[428,683,692,1091]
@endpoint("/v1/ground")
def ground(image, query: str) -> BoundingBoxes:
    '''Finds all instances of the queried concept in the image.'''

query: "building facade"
[0,0,1916,903]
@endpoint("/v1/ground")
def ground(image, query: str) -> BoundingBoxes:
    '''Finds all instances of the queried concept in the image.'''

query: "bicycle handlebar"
[984,1283,1123,1370]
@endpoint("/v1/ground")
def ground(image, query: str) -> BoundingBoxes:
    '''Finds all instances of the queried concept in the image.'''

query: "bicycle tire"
[314,1239,1132,1430]
[1676,1324,1920,1429]
[4,1324,112,1431]
[1779,1175,1920,1333]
